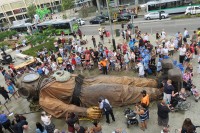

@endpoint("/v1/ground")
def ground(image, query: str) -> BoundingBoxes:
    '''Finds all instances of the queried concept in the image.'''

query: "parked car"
[185,6,200,15]
[89,17,105,24]
[96,15,109,21]
[144,12,169,20]
[76,18,85,26]
[116,15,129,22]
[120,12,138,19]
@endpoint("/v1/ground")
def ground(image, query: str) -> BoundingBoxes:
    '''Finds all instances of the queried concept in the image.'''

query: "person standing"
[92,36,96,48]
[157,100,170,129]
[141,90,150,107]
[36,122,47,133]
[0,112,14,133]
[135,103,149,131]
[41,111,55,133]
[183,28,189,43]
[99,57,108,75]
[74,124,85,133]
[98,97,115,124]
[181,118,196,133]
[179,45,186,64]
[136,60,145,77]
[91,121,102,133]
[163,79,175,104]
[191,31,198,43]
[0,86,10,101]
[66,112,78,133]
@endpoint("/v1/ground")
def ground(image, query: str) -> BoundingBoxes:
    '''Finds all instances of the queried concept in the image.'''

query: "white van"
[185,6,200,15]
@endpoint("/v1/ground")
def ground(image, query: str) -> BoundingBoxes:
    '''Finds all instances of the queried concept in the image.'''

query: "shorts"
[158,116,169,127]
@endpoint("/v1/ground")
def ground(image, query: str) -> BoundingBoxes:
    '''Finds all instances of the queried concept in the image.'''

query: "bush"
[0,30,17,41]
[0,41,10,49]
[171,14,200,20]
[22,40,55,57]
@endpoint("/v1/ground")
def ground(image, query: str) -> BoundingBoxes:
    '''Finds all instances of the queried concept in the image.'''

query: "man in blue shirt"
[0,113,14,133]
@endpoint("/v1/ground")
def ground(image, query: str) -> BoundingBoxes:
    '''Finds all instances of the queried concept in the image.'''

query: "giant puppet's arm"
[39,86,102,119]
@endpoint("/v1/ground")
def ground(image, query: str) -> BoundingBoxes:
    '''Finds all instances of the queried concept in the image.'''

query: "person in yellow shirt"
[57,54,63,65]
[99,57,108,75]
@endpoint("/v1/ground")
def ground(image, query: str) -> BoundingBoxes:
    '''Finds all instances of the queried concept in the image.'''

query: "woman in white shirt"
[168,39,175,56]
[179,45,186,64]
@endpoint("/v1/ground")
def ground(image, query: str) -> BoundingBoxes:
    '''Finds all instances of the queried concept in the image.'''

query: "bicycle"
[171,97,191,112]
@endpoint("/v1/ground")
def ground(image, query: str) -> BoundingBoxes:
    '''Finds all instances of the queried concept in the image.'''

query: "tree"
[27,4,36,19]
[62,0,74,10]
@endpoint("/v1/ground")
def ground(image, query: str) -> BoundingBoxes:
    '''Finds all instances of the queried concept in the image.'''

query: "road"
[80,17,200,36]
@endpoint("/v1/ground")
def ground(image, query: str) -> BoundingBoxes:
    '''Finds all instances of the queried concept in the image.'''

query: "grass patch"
[22,40,55,57]
[171,14,200,20]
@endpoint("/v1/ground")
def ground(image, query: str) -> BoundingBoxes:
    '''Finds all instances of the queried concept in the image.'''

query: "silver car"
[144,12,169,20]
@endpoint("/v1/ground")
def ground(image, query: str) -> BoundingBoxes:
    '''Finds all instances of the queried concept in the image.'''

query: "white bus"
[37,18,79,35]
[146,0,200,14]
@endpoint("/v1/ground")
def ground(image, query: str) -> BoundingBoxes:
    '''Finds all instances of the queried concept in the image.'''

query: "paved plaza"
[0,19,200,133]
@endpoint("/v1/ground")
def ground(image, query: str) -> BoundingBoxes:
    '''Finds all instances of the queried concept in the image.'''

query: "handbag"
[186,34,190,38]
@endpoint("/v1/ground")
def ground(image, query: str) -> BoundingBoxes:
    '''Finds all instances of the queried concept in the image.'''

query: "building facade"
[0,0,62,24]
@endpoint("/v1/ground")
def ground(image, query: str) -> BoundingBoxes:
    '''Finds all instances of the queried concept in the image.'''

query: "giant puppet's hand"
[86,107,102,120]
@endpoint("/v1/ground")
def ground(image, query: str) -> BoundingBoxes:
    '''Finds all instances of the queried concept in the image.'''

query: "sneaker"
[195,99,198,102]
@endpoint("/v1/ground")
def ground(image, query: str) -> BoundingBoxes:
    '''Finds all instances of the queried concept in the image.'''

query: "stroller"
[124,108,138,128]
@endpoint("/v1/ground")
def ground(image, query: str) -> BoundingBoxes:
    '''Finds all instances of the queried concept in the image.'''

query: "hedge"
[0,30,17,41]
[171,14,200,20]
[22,40,56,57]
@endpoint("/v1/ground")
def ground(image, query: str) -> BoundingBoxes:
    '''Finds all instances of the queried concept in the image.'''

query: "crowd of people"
[0,21,200,133]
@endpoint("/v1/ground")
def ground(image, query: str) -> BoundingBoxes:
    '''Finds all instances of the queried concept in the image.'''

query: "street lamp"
[105,0,116,50]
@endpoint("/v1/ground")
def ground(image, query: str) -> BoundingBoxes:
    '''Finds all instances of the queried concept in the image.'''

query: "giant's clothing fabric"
[39,76,159,118]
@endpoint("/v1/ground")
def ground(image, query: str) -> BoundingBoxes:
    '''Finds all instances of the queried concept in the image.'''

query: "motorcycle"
[124,108,138,128]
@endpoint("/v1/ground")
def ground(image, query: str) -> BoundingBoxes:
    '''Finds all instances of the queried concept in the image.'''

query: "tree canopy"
[27,4,36,19]
[62,0,74,10]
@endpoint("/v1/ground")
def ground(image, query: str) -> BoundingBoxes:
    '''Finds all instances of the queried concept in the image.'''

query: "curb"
[82,24,100,27]
[133,18,171,24]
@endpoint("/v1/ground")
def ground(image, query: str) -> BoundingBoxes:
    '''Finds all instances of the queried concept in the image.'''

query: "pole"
[106,0,116,50]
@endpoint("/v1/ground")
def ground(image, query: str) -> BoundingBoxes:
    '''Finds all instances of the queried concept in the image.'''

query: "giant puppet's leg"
[80,83,162,107]
[83,76,157,88]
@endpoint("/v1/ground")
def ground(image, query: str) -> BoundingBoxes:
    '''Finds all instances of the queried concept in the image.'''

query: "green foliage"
[22,40,55,57]
[36,7,51,19]
[26,27,55,46]
[79,6,97,18]
[62,0,74,10]
[79,7,89,18]
[27,4,36,19]
[0,41,10,49]
[0,30,17,41]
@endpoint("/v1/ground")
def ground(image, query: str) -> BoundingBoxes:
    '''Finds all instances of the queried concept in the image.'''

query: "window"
[53,23,70,29]
[148,4,160,11]
[166,1,176,8]
[160,3,167,9]
[0,13,4,18]
[195,7,200,10]
[6,11,13,16]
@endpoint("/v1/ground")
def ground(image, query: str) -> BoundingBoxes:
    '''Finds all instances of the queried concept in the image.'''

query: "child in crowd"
[191,85,200,102]
[115,60,121,71]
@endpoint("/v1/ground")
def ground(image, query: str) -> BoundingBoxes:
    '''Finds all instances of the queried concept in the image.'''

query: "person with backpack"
[98,97,115,124]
